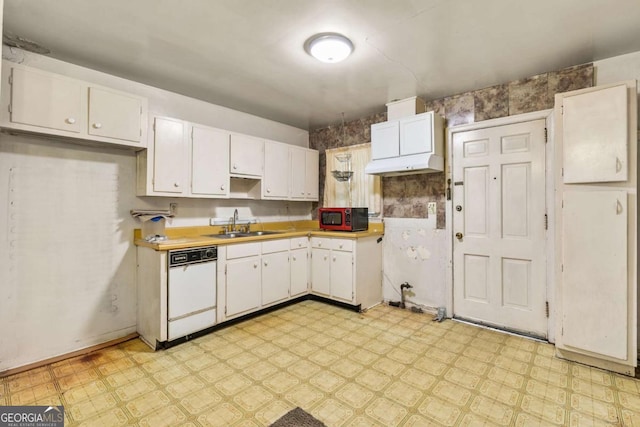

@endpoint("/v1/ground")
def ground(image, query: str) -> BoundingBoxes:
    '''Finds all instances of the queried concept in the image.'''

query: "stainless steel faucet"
[231,209,238,232]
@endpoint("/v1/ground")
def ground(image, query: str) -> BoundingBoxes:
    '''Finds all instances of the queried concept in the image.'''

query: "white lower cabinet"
[330,250,354,302]
[310,236,382,309]
[311,238,353,302]
[310,247,331,296]
[290,237,309,297]
[262,240,291,305]
[225,243,261,318]
[221,235,380,320]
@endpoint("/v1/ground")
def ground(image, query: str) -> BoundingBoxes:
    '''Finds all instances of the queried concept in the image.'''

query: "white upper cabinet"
[9,66,83,134]
[305,149,319,200]
[371,112,442,160]
[400,113,433,155]
[230,133,263,176]
[562,84,629,183]
[371,120,400,159]
[1,60,147,149]
[191,125,230,197]
[290,146,319,201]
[139,119,233,198]
[151,117,188,194]
[263,140,290,199]
[88,87,143,143]
[290,146,306,199]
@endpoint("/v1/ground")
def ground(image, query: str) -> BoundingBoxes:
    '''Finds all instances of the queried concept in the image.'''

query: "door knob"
[455,232,463,240]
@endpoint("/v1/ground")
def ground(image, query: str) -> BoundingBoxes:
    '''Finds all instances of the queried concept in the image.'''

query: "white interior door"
[453,119,547,337]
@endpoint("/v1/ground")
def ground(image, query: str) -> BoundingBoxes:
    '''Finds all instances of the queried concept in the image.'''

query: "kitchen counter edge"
[135,228,385,251]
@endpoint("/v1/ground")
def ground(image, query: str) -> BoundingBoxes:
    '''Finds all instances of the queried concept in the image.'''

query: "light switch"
[427,202,437,215]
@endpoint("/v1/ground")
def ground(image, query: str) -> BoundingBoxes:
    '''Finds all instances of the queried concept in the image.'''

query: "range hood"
[365,153,444,177]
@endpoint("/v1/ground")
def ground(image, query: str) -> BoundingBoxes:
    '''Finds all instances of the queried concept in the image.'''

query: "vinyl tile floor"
[2,300,640,426]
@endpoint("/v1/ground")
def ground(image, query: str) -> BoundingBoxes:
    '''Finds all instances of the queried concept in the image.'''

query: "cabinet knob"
[292,256,296,261]
[307,192,311,195]
[323,256,327,260]
[233,164,238,170]
[92,122,102,129]
[339,244,343,248]
[455,232,463,240]
[264,261,268,266]
[318,242,322,246]
[301,191,305,195]
[267,188,271,193]
[174,182,180,188]
[333,256,336,261]
[220,185,225,191]
[253,263,258,268]
[65,117,76,124]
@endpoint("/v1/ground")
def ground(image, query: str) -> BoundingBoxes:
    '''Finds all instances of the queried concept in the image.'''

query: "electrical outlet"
[427,202,437,215]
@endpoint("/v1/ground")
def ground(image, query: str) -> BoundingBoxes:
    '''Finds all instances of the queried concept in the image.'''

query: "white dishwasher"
[167,246,217,340]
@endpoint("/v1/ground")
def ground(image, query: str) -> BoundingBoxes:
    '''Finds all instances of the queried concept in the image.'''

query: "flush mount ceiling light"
[305,33,353,63]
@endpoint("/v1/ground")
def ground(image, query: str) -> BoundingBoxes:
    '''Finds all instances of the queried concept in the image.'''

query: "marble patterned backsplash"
[309,63,594,227]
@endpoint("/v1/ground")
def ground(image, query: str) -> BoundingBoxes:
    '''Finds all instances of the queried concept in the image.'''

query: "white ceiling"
[5,0,640,130]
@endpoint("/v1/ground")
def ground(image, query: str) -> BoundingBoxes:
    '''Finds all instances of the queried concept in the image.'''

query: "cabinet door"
[88,87,142,142]
[561,190,628,360]
[226,256,261,317]
[400,113,432,156]
[331,250,354,302]
[290,247,308,297]
[263,141,290,199]
[290,147,306,199]
[371,121,399,159]
[311,248,331,296]
[153,117,187,194]
[562,84,629,183]
[262,251,290,305]
[191,125,230,197]
[230,133,263,176]
[10,66,82,133]
[305,149,319,200]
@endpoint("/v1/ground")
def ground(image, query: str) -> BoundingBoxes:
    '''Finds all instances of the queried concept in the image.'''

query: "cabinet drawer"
[226,242,261,259]
[290,237,308,250]
[262,239,289,254]
[332,239,353,252]
[310,237,331,249]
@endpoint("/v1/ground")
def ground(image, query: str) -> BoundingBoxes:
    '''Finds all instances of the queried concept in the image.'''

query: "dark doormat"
[270,407,326,427]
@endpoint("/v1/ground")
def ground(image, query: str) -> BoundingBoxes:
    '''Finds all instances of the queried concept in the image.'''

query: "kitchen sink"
[202,233,244,239]
[202,230,284,239]
[243,230,283,236]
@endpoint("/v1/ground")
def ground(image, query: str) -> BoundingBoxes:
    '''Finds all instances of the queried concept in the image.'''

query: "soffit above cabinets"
[5,0,640,129]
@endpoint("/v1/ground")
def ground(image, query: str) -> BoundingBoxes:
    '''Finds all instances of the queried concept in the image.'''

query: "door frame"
[445,109,555,341]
